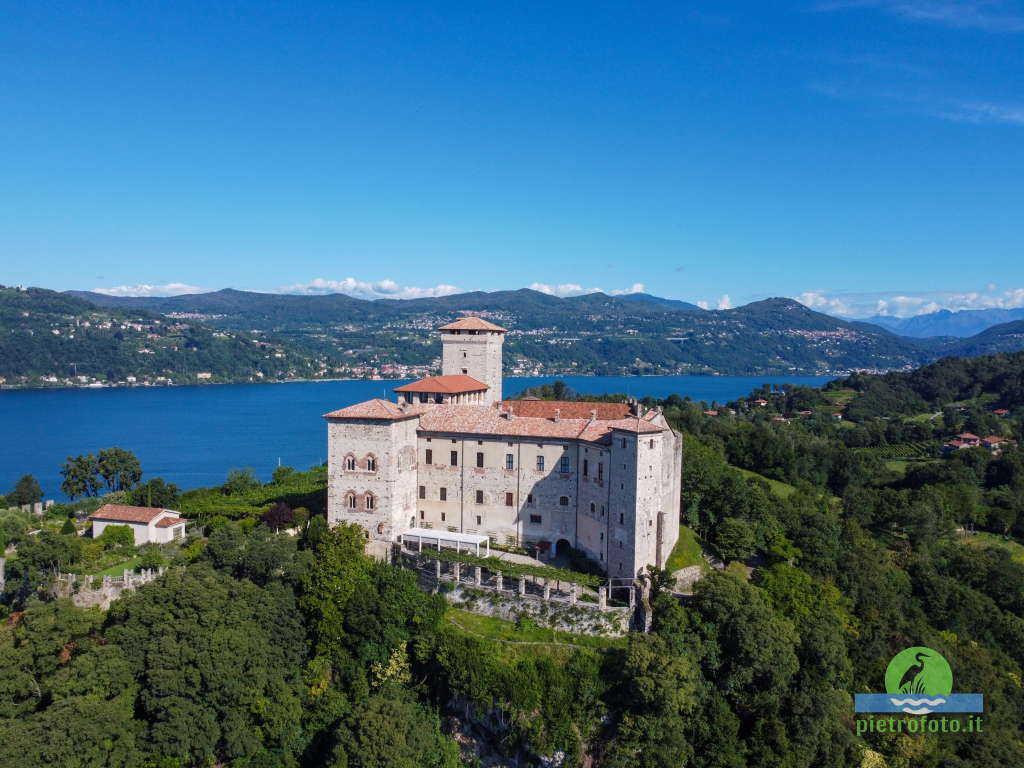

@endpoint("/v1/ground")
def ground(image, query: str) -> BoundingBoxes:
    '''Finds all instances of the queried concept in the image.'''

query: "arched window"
[377,522,384,535]
[559,496,569,507]
[345,456,356,471]
[590,502,595,513]
[346,494,356,509]
[366,456,377,472]
[365,493,375,511]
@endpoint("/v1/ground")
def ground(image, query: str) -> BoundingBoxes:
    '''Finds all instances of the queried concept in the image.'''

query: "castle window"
[419,485,425,499]
[450,450,458,466]
[347,494,356,509]
[441,512,446,522]
[583,459,588,476]
[476,490,484,504]
[530,514,542,524]
[527,493,534,504]
[366,456,376,471]
[452,439,457,444]
[476,515,482,525]
[590,502,595,513]
[600,532,604,541]
[621,439,627,448]
[434,393,443,403]
[505,492,514,506]
[419,510,425,520]
[377,522,384,535]
[559,496,569,506]
[536,455,545,471]
[560,456,570,473]
[345,456,356,471]
[365,494,375,510]
[650,439,655,449]
[505,454,514,470]
[619,513,624,524]
[476,451,484,468]
[463,352,467,357]
[598,463,604,480]
[425,449,433,465]
[440,487,447,501]
[419,393,428,403]
[462,368,468,374]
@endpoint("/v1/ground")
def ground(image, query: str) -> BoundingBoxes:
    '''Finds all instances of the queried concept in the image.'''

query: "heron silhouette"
[898,653,930,693]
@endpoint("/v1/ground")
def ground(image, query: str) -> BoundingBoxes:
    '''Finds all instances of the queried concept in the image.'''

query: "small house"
[88,504,188,545]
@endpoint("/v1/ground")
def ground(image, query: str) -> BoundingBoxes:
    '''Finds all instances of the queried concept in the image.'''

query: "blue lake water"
[0,374,831,499]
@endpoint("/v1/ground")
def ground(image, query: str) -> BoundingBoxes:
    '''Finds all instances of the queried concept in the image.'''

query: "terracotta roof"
[500,400,631,420]
[417,404,663,440]
[156,516,188,527]
[438,317,507,332]
[88,504,177,524]
[946,440,965,448]
[995,409,1009,415]
[324,399,427,421]
[394,375,488,394]
[982,436,1006,444]
[957,433,981,440]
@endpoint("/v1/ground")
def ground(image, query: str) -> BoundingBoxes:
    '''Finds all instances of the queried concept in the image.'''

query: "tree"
[271,465,295,484]
[96,447,142,492]
[97,525,135,550]
[60,455,101,499]
[127,477,179,509]
[60,518,77,535]
[712,518,755,562]
[223,468,259,496]
[262,501,293,532]
[9,474,44,507]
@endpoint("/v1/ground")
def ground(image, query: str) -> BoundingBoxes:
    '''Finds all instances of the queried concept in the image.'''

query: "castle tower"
[439,317,506,405]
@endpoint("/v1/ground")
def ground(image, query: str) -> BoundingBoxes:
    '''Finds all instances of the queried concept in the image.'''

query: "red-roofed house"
[88,504,188,544]
[324,318,682,578]
[995,409,1009,416]
[956,433,982,447]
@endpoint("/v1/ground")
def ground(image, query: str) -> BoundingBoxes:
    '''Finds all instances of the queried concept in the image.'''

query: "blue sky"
[1,1,1022,317]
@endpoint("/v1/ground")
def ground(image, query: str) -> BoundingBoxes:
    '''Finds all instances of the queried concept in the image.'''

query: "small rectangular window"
[441,512,446,522]
[450,450,458,466]
[598,463,604,480]
[476,451,484,468]
[620,513,625,524]
[419,510,425,519]
[505,492,513,506]
[505,454,514,470]
[530,514,542,524]
[527,493,534,504]
[425,449,432,465]
[476,490,484,504]
[560,456,571,473]
[440,487,447,501]
[583,459,588,476]
[418,485,425,499]
[536,455,545,471]
[476,515,482,525]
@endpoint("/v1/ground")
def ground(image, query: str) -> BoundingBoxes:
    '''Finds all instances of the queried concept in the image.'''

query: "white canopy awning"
[399,527,490,557]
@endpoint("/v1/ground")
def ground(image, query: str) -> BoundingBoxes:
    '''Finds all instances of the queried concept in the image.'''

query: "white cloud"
[935,100,1024,125]
[717,294,733,310]
[696,300,710,310]
[818,1,1024,33]
[795,287,1024,318]
[93,282,203,297]
[609,283,646,296]
[277,277,460,300]
[527,282,645,297]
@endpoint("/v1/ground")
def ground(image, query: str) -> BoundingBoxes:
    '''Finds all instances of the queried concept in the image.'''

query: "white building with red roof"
[87,504,188,545]
[324,318,682,578]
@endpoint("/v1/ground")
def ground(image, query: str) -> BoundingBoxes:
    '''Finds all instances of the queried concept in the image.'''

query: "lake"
[0,374,832,499]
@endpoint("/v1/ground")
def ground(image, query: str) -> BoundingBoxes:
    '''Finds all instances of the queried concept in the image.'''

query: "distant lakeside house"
[87,504,188,545]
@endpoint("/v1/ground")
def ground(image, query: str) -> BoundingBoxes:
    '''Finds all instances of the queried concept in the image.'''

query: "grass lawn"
[734,466,797,498]
[963,532,1024,565]
[445,608,623,653]
[84,555,144,579]
[666,525,704,572]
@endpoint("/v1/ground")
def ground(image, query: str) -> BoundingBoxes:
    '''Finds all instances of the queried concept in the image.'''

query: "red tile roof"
[957,433,981,441]
[995,409,1009,415]
[438,317,507,332]
[417,404,663,440]
[501,400,632,420]
[394,375,488,394]
[155,516,187,527]
[324,399,428,420]
[982,436,1006,445]
[88,504,176,524]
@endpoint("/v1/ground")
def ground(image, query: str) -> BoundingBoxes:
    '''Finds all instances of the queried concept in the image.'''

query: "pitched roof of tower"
[438,316,507,332]
[394,375,489,394]
[323,398,428,420]
[500,400,632,420]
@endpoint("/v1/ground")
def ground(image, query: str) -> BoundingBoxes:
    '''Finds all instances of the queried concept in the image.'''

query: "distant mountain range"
[858,307,1024,338]
[2,285,1020,389]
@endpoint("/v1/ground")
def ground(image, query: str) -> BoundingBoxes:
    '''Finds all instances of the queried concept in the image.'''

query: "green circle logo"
[885,647,953,696]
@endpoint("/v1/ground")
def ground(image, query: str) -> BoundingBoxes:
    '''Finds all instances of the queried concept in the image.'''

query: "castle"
[324,317,681,577]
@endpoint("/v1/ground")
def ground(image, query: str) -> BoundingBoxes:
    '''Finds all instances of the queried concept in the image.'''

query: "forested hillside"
[3,354,1024,766]
[0,286,337,387]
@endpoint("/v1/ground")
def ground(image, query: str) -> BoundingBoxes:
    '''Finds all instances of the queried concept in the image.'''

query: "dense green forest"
[3,352,1024,766]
